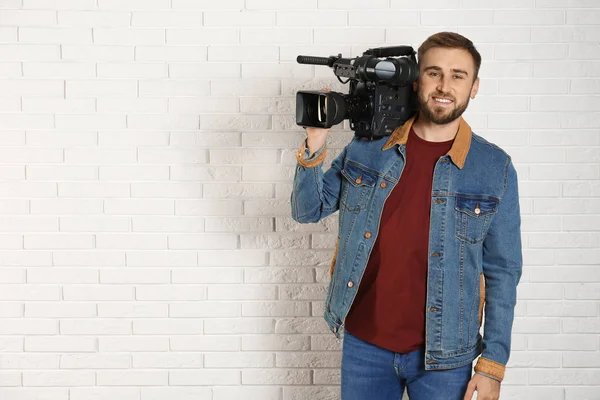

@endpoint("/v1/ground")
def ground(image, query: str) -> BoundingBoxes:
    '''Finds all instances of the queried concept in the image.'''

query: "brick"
[23,371,95,387]
[132,216,206,233]
[131,182,203,198]
[136,285,207,301]
[19,27,92,44]
[96,371,168,386]
[168,234,238,250]
[24,0,95,8]
[133,319,203,334]
[23,98,95,112]
[276,11,346,26]
[66,79,137,97]
[57,114,126,129]
[99,130,169,145]
[0,318,57,333]
[242,302,310,317]
[126,250,196,267]
[131,12,203,27]
[167,28,238,45]
[64,147,135,164]
[421,10,492,25]
[139,80,209,96]
[169,97,239,113]
[102,268,170,288]
[170,336,240,351]
[98,0,170,9]
[31,199,102,215]
[135,46,206,62]
[100,165,169,181]
[204,318,274,334]
[0,44,60,61]
[97,234,168,250]
[94,28,165,45]
[209,45,276,62]
[59,319,131,335]
[132,353,203,369]
[170,302,240,318]
[205,352,273,368]
[129,113,200,130]
[98,303,168,318]
[175,200,242,216]
[0,10,57,26]
[493,10,564,25]
[169,62,240,78]
[62,45,133,62]
[142,388,212,400]
[243,268,314,284]
[27,268,98,285]
[97,62,167,78]
[242,369,310,385]
[63,285,133,300]
[242,28,311,45]
[204,217,273,233]
[100,337,169,352]
[169,370,240,386]
[57,11,130,27]
[25,336,96,352]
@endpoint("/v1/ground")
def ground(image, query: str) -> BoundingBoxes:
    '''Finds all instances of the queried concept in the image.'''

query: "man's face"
[413,47,480,125]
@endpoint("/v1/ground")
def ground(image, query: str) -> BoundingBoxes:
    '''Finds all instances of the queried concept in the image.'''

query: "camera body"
[296,46,420,140]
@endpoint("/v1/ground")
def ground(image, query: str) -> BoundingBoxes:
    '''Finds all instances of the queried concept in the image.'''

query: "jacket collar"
[381,113,472,169]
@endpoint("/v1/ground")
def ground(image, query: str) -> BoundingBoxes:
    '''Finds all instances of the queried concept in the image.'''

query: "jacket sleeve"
[474,158,523,382]
[290,139,348,223]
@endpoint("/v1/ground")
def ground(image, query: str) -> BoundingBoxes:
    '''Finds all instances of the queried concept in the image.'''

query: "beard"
[416,89,470,125]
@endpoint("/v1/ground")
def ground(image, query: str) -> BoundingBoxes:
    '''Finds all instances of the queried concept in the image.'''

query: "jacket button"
[429,307,440,311]
[355,177,362,184]
[347,281,354,288]
[364,232,371,239]
[380,182,387,188]
[431,253,440,257]
[333,327,338,333]
[426,359,438,364]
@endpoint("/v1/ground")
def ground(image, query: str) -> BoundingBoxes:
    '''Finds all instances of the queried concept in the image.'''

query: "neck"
[411,113,461,142]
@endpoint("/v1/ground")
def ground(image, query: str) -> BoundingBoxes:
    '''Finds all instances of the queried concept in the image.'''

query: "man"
[290,32,522,400]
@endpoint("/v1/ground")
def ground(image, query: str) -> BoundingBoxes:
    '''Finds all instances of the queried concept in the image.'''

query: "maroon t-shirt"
[344,126,454,353]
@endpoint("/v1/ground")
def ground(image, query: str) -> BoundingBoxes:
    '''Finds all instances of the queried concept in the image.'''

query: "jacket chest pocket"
[340,162,378,212]
[455,196,499,244]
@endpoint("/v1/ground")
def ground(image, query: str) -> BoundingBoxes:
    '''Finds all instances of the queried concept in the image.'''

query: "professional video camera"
[295,46,420,140]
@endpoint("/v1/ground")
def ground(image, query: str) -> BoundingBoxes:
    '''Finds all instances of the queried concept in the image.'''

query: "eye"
[454,75,463,79]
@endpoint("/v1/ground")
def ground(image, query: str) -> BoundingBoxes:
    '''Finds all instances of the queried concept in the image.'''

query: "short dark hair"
[417,32,482,81]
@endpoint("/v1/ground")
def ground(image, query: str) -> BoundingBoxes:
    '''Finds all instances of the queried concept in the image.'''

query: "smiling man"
[291,32,523,400]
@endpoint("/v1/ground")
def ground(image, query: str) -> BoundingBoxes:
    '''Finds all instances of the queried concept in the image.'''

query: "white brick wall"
[0,1,598,399]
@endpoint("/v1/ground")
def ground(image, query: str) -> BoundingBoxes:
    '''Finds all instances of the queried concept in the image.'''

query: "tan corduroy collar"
[381,113,472,169]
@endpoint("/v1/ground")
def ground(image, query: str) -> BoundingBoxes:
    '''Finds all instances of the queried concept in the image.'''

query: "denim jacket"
[290,114,523,382]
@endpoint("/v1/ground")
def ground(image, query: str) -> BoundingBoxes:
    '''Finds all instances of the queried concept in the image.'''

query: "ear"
[470,77,480,99]
[412,80,418,92]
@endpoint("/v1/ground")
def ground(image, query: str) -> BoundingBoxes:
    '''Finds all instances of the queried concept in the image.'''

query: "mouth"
[432,96,454,105]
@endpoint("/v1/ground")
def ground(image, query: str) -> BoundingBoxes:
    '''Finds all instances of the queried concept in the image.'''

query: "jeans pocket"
[455,196,498,244]
[340,162,377,212]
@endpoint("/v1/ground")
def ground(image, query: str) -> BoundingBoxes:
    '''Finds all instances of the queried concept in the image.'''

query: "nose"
[436,75,452,95]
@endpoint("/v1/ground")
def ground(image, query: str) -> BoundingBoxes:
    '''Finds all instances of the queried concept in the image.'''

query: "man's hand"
[463,373,501,400]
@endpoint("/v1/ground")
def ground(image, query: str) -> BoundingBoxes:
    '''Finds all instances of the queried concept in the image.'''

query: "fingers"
[463,382,476,400]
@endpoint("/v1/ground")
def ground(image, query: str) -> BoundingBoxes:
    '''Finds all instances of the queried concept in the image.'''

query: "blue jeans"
[341,330,473,400]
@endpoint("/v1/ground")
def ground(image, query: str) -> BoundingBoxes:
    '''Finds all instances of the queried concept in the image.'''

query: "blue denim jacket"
[290,114,523,382]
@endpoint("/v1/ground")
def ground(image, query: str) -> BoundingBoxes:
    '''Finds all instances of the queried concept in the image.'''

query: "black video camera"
[295,46,419,140]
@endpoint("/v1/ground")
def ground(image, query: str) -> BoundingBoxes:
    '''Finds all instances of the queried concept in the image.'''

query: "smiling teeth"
[434,98,452,103]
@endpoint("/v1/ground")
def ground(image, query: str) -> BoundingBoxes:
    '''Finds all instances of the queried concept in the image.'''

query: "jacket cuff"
[296,140,327,168]
[474,357,505,382]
